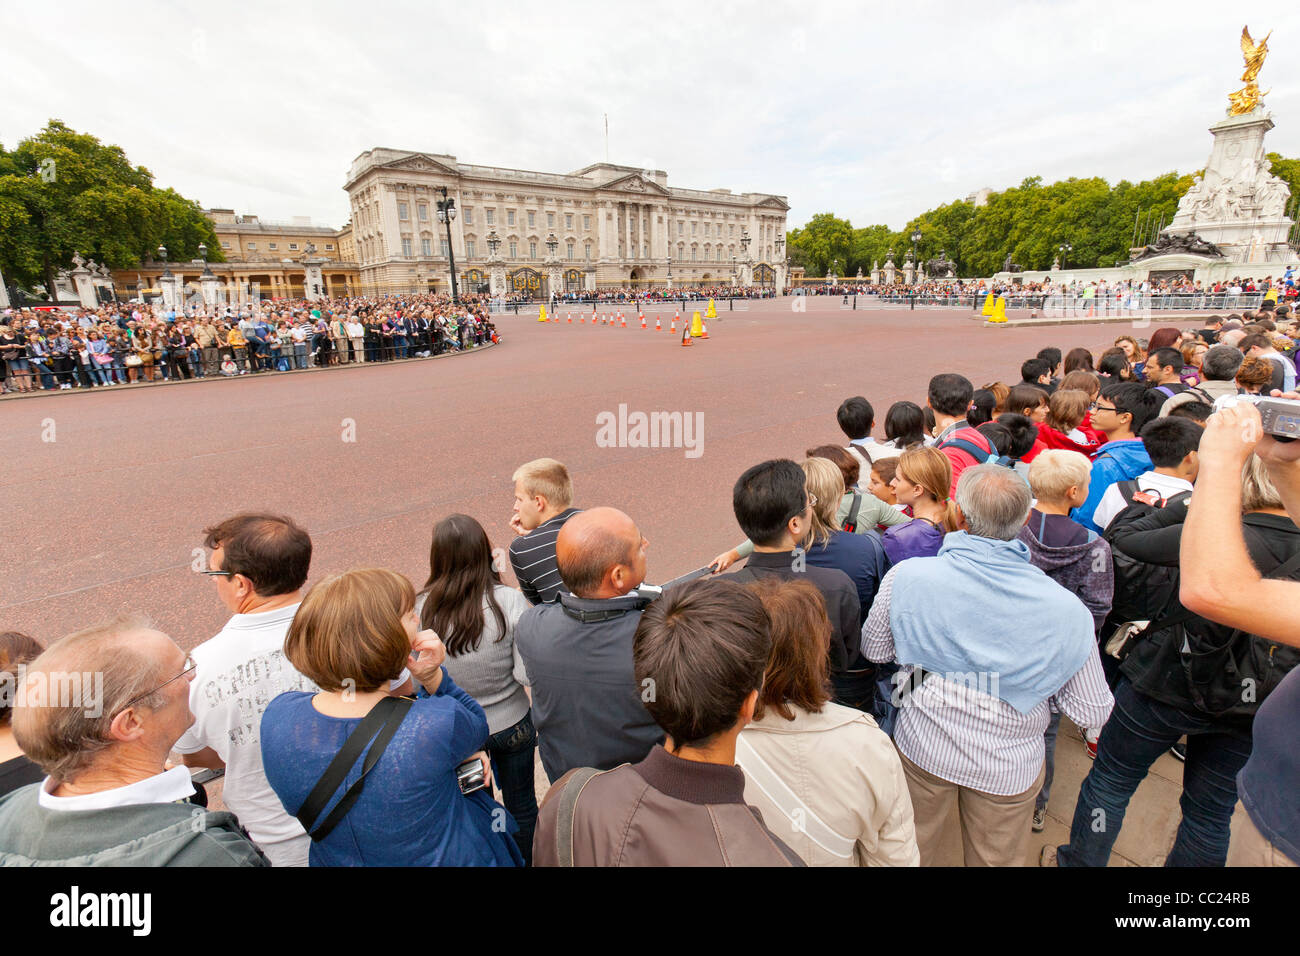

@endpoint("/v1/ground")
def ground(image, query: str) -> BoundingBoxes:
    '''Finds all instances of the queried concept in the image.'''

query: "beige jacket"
[737,703,920,867]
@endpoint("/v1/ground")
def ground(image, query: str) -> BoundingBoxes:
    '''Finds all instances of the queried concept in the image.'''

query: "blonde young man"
[508,458,581,605]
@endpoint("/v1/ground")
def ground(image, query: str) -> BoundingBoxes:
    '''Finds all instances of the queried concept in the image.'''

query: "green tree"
[0,120,222,296]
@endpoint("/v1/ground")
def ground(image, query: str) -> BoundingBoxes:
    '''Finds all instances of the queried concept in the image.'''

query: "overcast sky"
[4,1,1298,232]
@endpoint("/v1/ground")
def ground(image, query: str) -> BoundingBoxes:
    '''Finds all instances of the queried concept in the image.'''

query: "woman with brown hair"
[1179,340,1209,386]
[981,382,1010,416]
[881,446,957,564]
[415,514,535,864]
[1063,348,1095,375]
[735,577,919,867]
[260,567,523,867]
[1236,356,1275,394]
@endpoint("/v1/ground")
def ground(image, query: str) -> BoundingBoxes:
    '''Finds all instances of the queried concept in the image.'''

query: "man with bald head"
[514,506,664,783]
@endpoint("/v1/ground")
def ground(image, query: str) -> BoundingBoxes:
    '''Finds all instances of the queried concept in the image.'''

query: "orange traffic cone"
[700,320,710,339]
[681,323,693,347]
[669,316,676,334]
[567,313,572,324]
[654,317,662,332]
[620,313,627,328]
[579,315,585,324]
[674,310,681,329]
[640,313,647,329]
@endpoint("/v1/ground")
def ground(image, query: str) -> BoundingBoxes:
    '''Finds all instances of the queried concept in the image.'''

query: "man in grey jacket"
[0,617,267,866]
[514,507,663,783]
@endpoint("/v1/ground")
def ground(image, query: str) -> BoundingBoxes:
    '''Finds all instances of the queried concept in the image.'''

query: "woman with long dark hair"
[416,513,536,863]
[877,401,927,454]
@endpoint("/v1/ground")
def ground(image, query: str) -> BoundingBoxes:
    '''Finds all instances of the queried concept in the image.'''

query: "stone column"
[597,202,610,261]
[201,272,221,309]
[70,254,97,308]
[158,272,182,311]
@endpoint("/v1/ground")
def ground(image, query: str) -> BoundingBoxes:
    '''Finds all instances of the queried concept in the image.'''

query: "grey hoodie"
[0,784,269,867]
[1016,517,1114,634]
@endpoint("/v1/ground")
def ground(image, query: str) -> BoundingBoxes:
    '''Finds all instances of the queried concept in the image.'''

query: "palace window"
[221,241,230,249]
[583,215,591,231]
[691,222,697,236]
[485,209,495,226]
[247,242,256,250]
[466,240,476,258]
[402,238,412,257]
[441,239,450,257]
[585,242,591,260]
[529,241,537,259]
[269,243,278,250]
[527,211,535,228]
[422,238,432,257]
[691,247,697,261]
[418,204,428,221]
[507,210,515,226]
[547,212,555,228]
[509,241,518,258]
[463,208,472,225]
[567,242,575,259]
[566,213,573,229]
[288,243,298,250]
[399,202,409,220]
[678,222,683,235]
[325,244,334,251]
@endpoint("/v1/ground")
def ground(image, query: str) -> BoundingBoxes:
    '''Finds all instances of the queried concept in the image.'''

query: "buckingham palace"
[344,149,790,296]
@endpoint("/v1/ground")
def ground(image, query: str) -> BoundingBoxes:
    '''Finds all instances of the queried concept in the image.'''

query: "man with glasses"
[175,512,319,866]
[0,616,268,866]
[726,459,864,710]
[1071,384,1159,534]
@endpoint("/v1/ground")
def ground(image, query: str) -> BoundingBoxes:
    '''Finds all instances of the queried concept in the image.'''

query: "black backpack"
[1101,486,1190,632]
[1179,542,1300,717]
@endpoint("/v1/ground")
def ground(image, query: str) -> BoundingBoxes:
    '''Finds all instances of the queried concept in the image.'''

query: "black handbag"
[295,695,413,842]
[1180,550,1300,718]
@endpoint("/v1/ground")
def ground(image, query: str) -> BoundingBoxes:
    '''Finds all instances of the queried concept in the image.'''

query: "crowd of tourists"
[812,272,1294,301]
[0,293,498,393]
[1,301,1297,870]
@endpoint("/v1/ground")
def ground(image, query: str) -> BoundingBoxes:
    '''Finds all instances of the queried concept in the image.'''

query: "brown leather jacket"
[533,744,803,867]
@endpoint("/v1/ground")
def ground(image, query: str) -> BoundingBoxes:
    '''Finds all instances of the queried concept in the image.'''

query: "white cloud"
[2,0,1297,231]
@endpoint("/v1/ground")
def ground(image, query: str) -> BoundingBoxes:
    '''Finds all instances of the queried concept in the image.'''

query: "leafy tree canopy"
[0,120,222,294]
[785,160,1296,277]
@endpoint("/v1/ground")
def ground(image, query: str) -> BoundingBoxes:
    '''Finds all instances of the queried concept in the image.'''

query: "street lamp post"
[740,229,751,287]
[1059,242,1072,271]
[666,254,673,291]
[545,232,559,304]
[157,244,171,279]
[774,236,785,293]
[198,243,212,276]
[436,186,459,304]
[910,230,922,283]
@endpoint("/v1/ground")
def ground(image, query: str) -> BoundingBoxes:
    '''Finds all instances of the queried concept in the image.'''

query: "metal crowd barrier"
[848,292,1268,313]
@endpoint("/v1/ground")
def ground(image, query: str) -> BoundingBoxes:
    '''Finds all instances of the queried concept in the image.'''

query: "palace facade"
[343,149,790,295]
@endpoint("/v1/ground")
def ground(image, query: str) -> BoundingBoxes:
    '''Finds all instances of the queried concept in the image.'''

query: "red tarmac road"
[1,299,1139,650]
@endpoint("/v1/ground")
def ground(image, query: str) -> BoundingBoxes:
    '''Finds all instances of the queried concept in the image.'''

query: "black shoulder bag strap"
[295,695,414,842]
[844,492,863,532]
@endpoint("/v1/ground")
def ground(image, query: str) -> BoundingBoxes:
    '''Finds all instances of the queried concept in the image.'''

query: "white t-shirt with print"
[173,603,315,866]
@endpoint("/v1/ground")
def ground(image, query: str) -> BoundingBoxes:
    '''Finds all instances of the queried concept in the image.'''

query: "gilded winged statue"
[1228,26,1271,115]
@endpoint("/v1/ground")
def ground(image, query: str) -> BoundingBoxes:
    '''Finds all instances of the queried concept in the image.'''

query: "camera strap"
[295,695,414,843]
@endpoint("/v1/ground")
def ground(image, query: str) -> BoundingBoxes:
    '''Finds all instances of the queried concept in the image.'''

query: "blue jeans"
[1057,677,1252,867]
[486,710,538,866]
[31,360,54,389]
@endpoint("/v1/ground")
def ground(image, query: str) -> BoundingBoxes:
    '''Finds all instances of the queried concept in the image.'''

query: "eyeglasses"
[808,493,818,508]
[1090,403,1118,413]
[119,654,197,711]
[196,568,233,578]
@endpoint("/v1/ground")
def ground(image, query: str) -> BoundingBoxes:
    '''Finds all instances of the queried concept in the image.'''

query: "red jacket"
[1036,424,1100,457]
